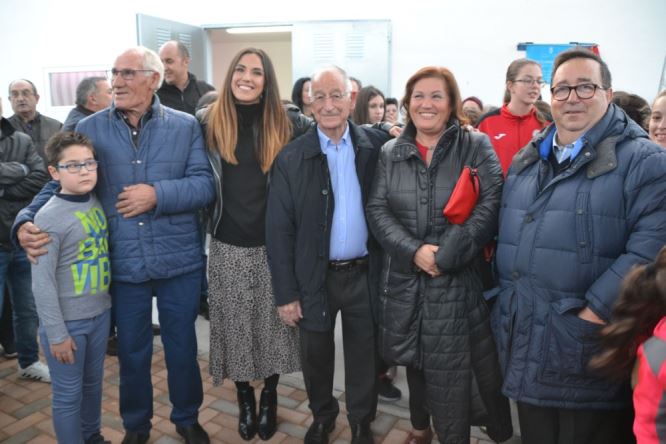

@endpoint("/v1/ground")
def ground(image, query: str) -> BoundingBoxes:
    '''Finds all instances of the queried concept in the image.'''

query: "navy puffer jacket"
[491,104,666,409]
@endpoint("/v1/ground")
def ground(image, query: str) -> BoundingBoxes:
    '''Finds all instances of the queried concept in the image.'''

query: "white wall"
[1,0,664,122]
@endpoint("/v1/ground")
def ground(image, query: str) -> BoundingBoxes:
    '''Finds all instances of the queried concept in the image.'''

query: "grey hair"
[75,76,107,106]
[125,46,165,88]
[8,79,38,96]
[308,65,353,97]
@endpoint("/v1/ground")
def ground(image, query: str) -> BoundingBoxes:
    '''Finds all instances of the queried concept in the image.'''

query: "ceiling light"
[226,26,291,34]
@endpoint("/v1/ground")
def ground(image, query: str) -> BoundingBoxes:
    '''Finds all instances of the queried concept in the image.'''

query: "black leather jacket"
[0,118,49,250]
[157,72,215,116]
[201,104,312,237]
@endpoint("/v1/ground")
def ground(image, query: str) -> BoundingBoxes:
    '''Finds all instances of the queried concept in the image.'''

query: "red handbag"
[443,165,480,224]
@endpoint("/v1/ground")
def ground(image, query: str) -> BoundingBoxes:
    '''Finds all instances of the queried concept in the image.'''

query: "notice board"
[517,42,599,84]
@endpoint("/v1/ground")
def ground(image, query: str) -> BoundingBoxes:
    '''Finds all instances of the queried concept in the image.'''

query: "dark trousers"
[406,366,430,430]
[112,270,203,434]
[517,401,635,444]
[0,289,15,352]
[299,266,377,426]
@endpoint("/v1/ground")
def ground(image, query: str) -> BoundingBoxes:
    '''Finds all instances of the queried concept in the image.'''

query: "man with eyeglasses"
[12,47,215,444]
[491,48,666,443]
[8,79,63,161]
[0,96,50,383]
[266,66,390,444]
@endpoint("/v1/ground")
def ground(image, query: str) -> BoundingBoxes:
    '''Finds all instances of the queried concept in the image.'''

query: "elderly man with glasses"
[491,48,666,444]
[13,47,215,444]
[266,66,391,444]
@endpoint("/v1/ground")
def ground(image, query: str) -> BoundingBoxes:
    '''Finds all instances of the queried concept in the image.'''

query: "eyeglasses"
[9,90,35,99]
[551,83,606,101]
[108,68,155,80]
[56,160,99,173]
[311,92,349,104]
[514,78,547,87]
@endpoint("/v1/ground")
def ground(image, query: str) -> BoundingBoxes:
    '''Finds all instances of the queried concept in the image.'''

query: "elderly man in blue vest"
[14,46,215,444]
[491,47,666,444]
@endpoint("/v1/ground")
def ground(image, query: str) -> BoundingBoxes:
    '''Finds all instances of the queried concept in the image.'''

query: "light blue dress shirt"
[317,125,368,261]
[552,131,585,163]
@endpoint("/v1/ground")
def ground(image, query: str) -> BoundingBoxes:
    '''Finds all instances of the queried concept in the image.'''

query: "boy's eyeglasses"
[56,160,99,173]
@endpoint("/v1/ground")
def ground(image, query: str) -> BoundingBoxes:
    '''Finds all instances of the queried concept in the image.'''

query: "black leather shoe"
[106,335,118,356]
[199,298,210,320]
[176,422,210,444]
[85,432,111,444]
[237,387,257,440]
[121,431,149,444]
[257,387,278,440]
[304,421,335,444]
[351,423,373,444]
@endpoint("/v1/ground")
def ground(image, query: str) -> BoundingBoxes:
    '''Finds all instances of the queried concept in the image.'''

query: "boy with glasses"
[32,132,111,444]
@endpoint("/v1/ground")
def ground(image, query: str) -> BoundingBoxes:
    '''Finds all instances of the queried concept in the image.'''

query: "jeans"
[0,249,39,368]
[113,270,203,433]
[41,309,111,444]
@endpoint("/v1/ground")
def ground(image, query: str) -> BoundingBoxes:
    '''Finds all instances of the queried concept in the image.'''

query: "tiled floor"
[0,316,519,443]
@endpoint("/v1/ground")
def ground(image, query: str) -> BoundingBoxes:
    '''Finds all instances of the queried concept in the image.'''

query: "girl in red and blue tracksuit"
[477,58,549,175]
[593,245,666,443]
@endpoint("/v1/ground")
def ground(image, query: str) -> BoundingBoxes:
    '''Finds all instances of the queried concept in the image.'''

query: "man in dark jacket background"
[8,79,62,161]
[492,48,666,443]
[62,76,113,131]
[266,66,389,444]
[0,96,50,382]
[157,40,215,116]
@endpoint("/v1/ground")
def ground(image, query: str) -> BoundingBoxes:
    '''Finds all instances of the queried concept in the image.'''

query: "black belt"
[328,256,369,272]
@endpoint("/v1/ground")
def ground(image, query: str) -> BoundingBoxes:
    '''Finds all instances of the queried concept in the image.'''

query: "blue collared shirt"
[317,124,368,260]
[552,131,585,163]
[539,127,586,163]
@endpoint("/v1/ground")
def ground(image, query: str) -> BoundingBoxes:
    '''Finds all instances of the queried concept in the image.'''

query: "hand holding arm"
[17,222,50,264]
[116,184,157,218]
[414,244,442,277]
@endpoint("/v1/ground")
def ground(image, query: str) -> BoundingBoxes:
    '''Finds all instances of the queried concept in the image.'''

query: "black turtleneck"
[215,103,267,247]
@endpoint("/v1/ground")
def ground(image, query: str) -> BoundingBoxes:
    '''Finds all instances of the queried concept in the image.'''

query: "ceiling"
[207,28,292,44]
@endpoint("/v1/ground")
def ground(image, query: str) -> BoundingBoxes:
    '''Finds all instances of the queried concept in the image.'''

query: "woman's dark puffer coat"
[366,121,513,444]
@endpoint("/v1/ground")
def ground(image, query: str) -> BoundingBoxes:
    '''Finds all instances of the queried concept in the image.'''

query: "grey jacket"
[8,112,62,160]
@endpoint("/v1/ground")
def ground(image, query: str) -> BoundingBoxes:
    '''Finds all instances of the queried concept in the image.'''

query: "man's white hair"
[125,46,165,88]
[308,65,353,96]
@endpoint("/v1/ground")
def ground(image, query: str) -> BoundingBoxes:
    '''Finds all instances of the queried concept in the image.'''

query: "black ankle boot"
[257,387,278,440]
[237,387,257,440]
